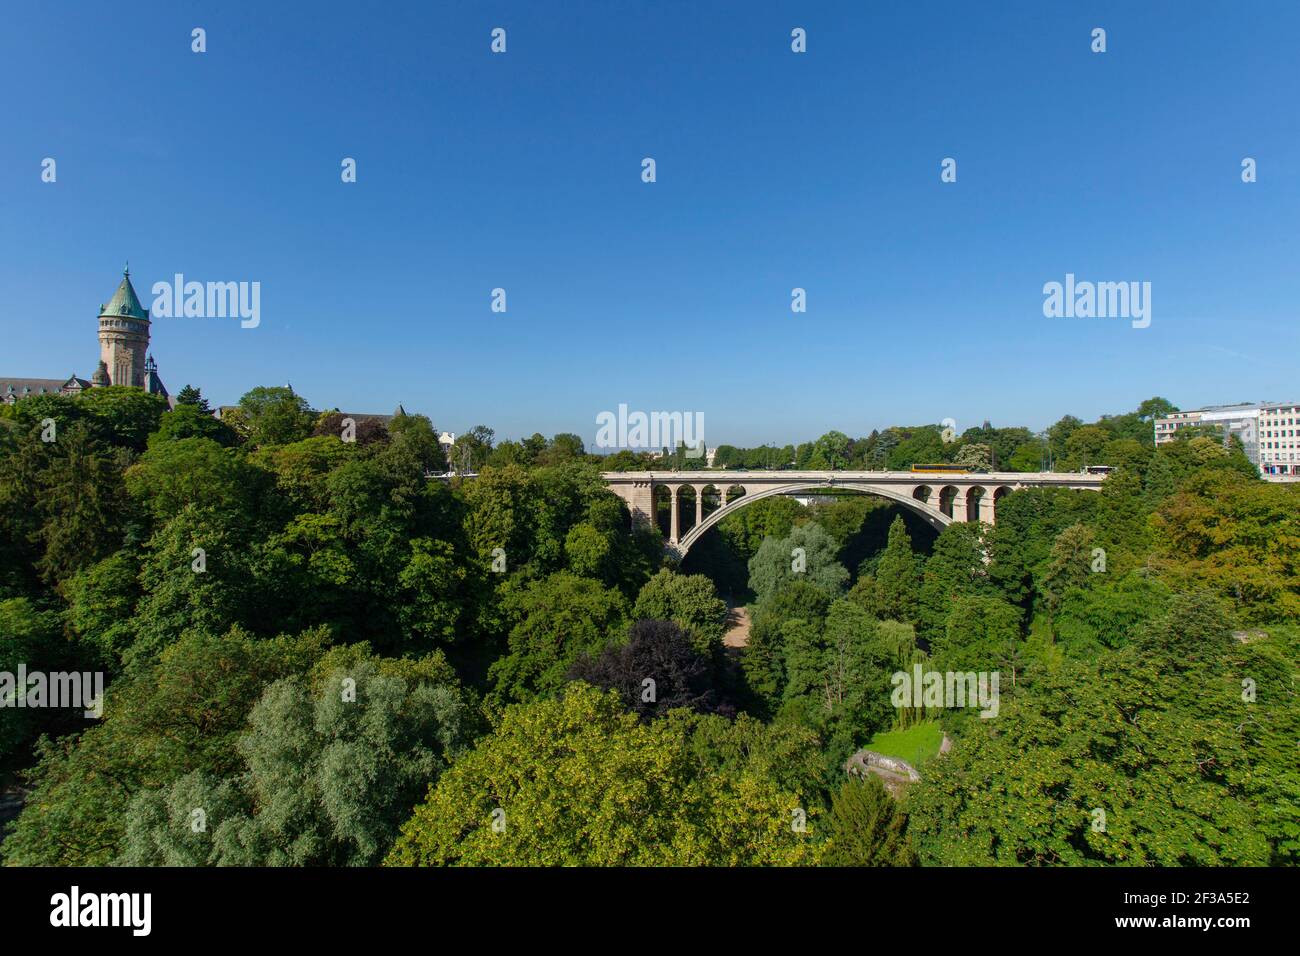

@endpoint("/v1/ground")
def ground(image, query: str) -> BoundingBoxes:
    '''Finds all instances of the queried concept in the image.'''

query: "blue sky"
[2,1,1298,447]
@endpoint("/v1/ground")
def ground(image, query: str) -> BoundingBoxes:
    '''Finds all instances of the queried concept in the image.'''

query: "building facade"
[1,267,168,405]
[1154,401,1300,480]
[1257,403,1300,478]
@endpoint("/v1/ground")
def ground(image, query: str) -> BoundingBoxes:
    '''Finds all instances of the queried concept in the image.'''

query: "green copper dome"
[99,267,149,320]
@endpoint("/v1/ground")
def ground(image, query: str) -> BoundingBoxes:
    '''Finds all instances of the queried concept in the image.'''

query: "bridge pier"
[613,480,655,528]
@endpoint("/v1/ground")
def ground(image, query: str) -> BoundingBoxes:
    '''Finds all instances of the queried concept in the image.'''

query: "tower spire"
[98,265,150,388]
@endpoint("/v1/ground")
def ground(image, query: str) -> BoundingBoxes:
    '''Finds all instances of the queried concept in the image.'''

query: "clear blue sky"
[3,1,1298,447]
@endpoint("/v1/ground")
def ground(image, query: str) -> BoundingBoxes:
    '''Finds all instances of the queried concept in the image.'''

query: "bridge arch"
[937,484,959,518]
[675,481,951,558]
[602,470,1108,557]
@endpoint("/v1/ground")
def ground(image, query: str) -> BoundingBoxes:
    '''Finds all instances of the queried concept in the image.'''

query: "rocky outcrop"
[845,749,922,798]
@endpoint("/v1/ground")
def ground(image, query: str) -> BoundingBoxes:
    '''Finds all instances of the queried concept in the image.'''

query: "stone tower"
[98,265,151,387]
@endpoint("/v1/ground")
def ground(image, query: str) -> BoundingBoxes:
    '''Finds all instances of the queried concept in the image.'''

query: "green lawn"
[864,721,944,768]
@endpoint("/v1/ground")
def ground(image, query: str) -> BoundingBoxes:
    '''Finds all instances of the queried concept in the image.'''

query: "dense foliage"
[0,390,1295,867]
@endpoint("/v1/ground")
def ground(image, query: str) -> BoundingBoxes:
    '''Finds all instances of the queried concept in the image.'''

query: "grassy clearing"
[864,721,944,768]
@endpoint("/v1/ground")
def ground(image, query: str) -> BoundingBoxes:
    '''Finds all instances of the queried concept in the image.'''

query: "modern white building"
[1257,403,1300,479]
[1154,401,1300,480]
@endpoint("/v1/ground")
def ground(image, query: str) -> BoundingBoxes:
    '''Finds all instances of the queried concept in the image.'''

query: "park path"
[0,787,26,844]
[722,605,751,649]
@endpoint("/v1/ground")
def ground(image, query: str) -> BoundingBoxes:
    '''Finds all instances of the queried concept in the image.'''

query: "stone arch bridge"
[602,470,1107,558]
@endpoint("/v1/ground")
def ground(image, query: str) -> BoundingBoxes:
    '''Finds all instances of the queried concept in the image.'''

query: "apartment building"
[1257,402,1300,478]
[1154,401,1300,480]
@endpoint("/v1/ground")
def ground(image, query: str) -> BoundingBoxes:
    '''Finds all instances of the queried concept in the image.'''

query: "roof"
[1,377,76,397]
[323,410,394,425]
[99,268,149,320]
[145,357,168,398]
[1173,401,1298,414]
[1196,402,1262,412]
[214,406,396,425]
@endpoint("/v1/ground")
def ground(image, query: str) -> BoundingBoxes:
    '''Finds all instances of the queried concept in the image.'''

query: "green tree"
[749,522,848,604]
[1137,396,1178,421]
[1061,425,1110,470]
[885,426,947,470]
[1151,473,1300,623]
[1046,414,1083,466]
[451,425,495,472]
[807,430,852,470]
[874,516,921,623]
[933,593,1022,677]
[78,386,170,452]
[684,710,832,811]
[1133,589,1233,673]
[251,435,356,513]
[742,581,833,708]
[1008,441,1046,472]
[397,537,469,646]
[63,552,142,669]
[563,522,610,579]
[915,522,989,643]
[119,659,470,866]
[175,384,210,411]
[1054,572,1171,654]
[953,443,992,472]
[387,411,447,472]
[907,653,1270,866]
[125,437,256,524]
[781,599,903,750]
[488,572,628,703]
[385,684,818,866]
[1,627,327,866]
[632,568,728,654]
[0,598,75,775]
[1143,450,1177,504]
[236,386,315,447]
[31,424,131,584]
[1037,523,1097,617]
[128,505,261,666]
[462,465,536,567]
[822,775,917,866]
[537,432,585,465]
[151,402,238,447]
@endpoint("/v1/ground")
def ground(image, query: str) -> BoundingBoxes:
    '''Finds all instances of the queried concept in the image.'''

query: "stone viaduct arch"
[602,470,1107,559]
[679,481,951,555]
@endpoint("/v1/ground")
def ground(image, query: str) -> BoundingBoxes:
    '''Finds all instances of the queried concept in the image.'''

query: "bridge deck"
[602,470,1105,486]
